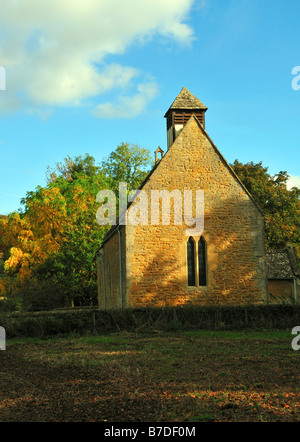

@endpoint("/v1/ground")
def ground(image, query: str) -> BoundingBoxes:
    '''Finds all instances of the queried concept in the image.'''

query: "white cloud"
[287,175,300,190]
[0,0,195,116]
[92,81,159,119]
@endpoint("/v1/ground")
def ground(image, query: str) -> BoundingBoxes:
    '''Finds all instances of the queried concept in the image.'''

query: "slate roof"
[165,87,207,114]
[266,246,300,279]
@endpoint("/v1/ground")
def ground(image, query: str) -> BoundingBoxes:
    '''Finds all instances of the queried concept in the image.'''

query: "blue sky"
[0,0,299,215]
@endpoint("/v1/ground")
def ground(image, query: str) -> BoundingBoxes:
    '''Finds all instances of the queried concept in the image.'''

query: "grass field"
[1,330,300,422]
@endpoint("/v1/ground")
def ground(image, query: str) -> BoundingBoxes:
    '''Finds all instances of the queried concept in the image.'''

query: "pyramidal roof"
[168,87,207,111]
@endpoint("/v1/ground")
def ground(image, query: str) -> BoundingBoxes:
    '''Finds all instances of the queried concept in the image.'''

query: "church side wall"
[97,227,126,309]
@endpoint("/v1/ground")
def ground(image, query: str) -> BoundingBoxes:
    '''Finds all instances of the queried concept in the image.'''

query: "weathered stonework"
[97,90,268,309]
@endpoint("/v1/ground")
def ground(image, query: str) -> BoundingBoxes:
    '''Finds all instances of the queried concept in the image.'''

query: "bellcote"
[164,87,208,149]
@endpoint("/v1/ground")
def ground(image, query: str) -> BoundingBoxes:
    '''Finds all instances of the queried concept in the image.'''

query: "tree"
[0,188,68,299]
[232,160,300,258]
[23,157,109,306]
[101,142,152,192]
[46,153,101,184]
[0,145,153,308]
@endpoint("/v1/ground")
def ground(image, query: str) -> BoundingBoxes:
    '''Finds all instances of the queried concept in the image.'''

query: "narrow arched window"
[198,237,207,286]
[187,237,196,286]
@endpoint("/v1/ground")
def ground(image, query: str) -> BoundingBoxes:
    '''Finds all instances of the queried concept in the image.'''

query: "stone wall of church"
[125,116,268,307]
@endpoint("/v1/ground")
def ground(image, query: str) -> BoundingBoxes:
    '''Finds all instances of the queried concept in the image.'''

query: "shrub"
[17,280,69,312]
[0,296,22,313]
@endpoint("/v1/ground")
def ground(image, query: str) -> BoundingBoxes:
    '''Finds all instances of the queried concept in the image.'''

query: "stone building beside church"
[96,87,268,309]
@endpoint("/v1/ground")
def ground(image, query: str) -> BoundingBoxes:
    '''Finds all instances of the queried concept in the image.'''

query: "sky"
[0,0,300,215]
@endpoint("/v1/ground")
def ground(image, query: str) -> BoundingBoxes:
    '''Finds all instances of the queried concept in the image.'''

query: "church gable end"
[140,114,263,219]
[125,107,267,307]
[98,88,268,309]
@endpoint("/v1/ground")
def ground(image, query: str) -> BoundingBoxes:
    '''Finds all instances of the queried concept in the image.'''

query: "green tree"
[46,153,101,183]
[101,142,152,192]
[232,160,300,258]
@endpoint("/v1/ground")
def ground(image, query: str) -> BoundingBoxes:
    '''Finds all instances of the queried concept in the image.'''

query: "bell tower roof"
[164,87,208,149]
[165,87,207,115]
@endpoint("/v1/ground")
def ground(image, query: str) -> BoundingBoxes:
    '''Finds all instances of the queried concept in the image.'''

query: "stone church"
[96,87,268,309]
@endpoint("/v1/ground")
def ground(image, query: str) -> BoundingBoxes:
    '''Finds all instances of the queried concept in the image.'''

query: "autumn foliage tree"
[0,144,152,310]
[0,158,108,308]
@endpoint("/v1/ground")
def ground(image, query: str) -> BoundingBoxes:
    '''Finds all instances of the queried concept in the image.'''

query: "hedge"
[1,304,300,339]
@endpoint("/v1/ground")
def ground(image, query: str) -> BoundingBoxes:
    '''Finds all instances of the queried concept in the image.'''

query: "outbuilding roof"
[266,246,300,279]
